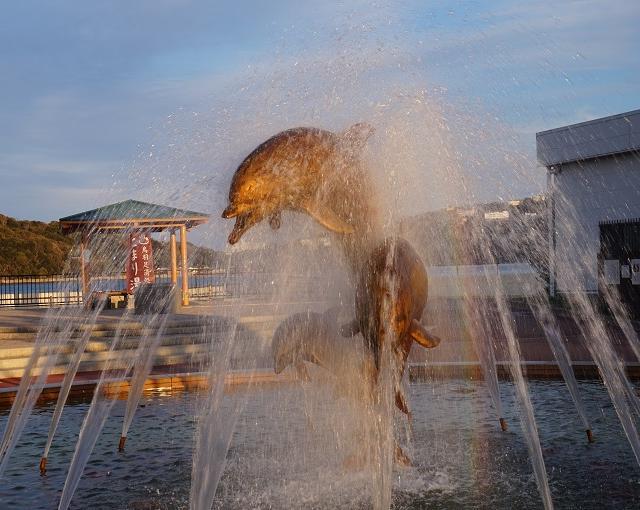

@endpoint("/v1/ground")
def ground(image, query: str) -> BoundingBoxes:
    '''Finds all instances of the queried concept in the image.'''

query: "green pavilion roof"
[59,199,209,233]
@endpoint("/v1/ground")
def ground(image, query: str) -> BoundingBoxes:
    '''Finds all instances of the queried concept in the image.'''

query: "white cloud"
[0,0,637,242]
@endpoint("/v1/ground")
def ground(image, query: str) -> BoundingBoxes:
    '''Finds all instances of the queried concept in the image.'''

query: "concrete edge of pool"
[2,361,640,409]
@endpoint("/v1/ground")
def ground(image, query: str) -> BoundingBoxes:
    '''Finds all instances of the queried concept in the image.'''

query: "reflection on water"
[1,380,639,509]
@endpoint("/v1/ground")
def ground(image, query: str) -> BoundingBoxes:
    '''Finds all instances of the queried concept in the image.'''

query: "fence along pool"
[0,263,540,308]
[0,269,333,307]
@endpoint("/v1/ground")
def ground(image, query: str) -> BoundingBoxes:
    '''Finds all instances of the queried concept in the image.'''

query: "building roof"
[59,199,209,233]
[536,109,640,167]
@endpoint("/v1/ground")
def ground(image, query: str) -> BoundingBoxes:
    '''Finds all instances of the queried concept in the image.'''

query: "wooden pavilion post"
[170,230,178,284]
[179,225,189,306]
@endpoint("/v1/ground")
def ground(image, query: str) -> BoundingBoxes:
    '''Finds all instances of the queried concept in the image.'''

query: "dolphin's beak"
[228,217,246,244]
[222,204,238,219]
[227,211,261,245]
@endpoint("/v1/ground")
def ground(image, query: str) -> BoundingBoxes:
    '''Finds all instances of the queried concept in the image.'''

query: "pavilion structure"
[59,200,209,307]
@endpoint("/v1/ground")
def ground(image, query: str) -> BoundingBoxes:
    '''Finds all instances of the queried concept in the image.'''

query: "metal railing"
[1,262,544,308]
[0,274,83,307]
[0,268,328,307]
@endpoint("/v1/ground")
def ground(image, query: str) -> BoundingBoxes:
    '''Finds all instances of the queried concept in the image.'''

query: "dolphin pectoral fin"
[395,385,414,432]
[269,211,281,230]
[304,201,354,235]
[409,319,441,348]
[340,319,360,337]
[394,443,412,467]
[395,388,410,415]
[295,361,311,382]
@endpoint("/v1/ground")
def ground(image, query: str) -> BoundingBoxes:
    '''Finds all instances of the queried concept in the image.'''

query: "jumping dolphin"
[272,307,414,466]
[272,308,411,412]
[222,123,378,251]
[273,308,345,374]
[341,237,441,392]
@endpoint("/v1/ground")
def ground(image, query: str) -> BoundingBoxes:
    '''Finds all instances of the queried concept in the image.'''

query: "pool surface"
[1,379,639,509]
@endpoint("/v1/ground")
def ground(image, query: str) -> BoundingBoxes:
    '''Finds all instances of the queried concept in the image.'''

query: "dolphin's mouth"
[223,203,261,245]
[228,214,250,244]
[222,204,238,219]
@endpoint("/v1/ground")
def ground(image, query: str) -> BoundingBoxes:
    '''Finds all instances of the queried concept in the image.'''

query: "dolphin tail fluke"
[409,319,441,348]
[304,201,355,235]
[295,361,311,382]
[340,319,360,337]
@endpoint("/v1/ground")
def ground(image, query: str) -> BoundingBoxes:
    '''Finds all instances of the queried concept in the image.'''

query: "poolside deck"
[0,303,277,403]
[1,300,639,407]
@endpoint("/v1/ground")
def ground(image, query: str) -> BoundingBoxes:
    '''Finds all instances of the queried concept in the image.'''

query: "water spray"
[39,310,104,475]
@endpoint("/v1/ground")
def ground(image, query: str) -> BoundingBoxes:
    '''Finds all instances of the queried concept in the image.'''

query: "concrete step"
[0,343,273,379]
[0,326,39,335]
[0,340,37,359]
[0,323,205,341]
[0,325,277,379]
[0,332,215,362]
[0,342,213,378]
[0,312,282,379]
[0,320,276,350]
[0,323,277,361]
[0,316,279,341]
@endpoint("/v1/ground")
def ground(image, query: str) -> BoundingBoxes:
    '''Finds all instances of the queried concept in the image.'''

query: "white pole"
[547,167,557,298]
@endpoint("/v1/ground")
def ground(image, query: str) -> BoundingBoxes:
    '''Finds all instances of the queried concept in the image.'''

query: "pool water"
[1,379,639,509]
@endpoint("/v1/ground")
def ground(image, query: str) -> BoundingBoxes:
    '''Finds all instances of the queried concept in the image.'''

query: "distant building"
[401,195,547,269]
[484,210,510,221]
[537,109,640,297]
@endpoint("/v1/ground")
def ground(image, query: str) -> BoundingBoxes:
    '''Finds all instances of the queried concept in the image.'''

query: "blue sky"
[1,1,638,241]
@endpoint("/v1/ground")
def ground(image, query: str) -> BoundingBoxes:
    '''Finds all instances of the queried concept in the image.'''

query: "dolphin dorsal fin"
[409,319,441,348]
[303,200,355,235]
[323,306,341,329]
[340,319,360,337]
[341,123,375,150]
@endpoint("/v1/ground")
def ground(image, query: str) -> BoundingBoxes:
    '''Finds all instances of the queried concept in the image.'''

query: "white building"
[537,109,640,295]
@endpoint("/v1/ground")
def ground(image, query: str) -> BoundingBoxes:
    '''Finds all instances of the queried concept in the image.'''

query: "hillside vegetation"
[0,213,226,276]
[0,214,74,275]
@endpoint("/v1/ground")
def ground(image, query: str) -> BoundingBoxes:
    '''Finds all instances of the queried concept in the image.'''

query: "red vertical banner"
[126,232,155,294]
